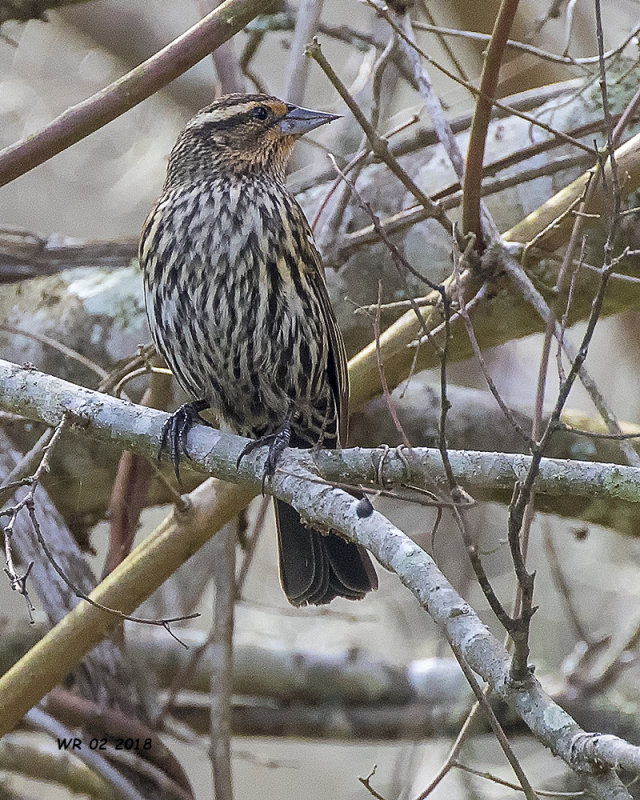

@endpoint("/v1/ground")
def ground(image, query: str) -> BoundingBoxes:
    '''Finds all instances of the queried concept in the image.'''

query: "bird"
[139,93,377,606]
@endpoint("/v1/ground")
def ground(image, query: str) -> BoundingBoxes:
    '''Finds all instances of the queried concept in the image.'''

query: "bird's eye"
[252,106,269,121]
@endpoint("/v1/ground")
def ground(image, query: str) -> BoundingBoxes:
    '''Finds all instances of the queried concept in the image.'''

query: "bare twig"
[543,521,592,645]
[306,38,456,239]
[374,283,411,448]
[0,324,109,383]
[313,33,397,250]
[359,765,389,800]
[414,701,478,799]
[113,366,173,398]
[1,413,71,617]
[311,110,419,236]
[327,154,443,337]
[455,281,532,447]
[235,495,270,592]
[453,762,584,798]
[0,426,53,504]
[1,408,197,636]
[365,0,597,158]
[412,20,640,68]
[449,646,539,800]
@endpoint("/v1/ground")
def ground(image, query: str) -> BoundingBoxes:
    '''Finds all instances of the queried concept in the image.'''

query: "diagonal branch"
[347,127,640,411]
[0,0,271,186]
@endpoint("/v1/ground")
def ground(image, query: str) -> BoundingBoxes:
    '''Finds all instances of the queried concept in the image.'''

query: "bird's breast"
[141,179,331,437]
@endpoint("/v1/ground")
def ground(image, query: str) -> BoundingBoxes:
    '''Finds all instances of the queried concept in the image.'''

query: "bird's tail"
[274,499,377,605]
[273,429,377,605]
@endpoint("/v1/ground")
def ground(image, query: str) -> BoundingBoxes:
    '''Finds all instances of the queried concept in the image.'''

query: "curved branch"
[0,359,637,797]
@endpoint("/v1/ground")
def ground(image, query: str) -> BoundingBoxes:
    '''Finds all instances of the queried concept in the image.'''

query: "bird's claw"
[159,400,211,488]
[237,421,291,494]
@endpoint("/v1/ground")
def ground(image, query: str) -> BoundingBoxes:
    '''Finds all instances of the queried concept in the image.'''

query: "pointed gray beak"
[277,104,341,136]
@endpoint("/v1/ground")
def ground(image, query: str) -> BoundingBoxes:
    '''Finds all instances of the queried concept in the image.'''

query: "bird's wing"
[306,245,350,447]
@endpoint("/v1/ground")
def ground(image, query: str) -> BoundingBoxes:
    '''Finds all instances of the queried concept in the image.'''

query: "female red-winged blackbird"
[139,93,377,605]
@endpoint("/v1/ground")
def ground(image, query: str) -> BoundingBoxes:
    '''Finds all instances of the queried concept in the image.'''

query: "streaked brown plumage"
[139,93,377,605]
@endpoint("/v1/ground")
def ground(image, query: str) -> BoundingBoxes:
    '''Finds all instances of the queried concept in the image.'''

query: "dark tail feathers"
[274,498,377,606]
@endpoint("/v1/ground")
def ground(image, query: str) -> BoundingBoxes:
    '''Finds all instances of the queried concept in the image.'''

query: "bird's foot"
[237,420,292,494]
[159,399,211,487]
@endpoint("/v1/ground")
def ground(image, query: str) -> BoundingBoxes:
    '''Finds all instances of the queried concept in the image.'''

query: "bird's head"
[165,93,340,186]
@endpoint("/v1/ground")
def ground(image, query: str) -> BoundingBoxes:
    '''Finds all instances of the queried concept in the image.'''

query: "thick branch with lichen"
[1,360,639,505]
[0,358,638,798]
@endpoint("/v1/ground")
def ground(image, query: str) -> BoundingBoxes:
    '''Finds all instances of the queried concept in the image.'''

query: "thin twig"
[0,427,54,503]
[543,520,592,644]
[306,38,456,240]
[326,153,444,350]
[413,20,640,68]
[419,4,470,84]
[236,496,270,593]
[314,34,398,250]
[311,111,419,235]
[1,414,71,617]
[456,281,532,448]
[359,766,389,800]
[449,646,539,800]
[0,324,109,383]
[113,366,173,398]
[328,152,592,264]
[374,283,411,448]
[453,761,584,798]
[0,410,198,638]
[506,86,624,681]
[365,0,598,158]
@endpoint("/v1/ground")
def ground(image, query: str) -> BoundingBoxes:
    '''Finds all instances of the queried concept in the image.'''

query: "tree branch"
[1,360,639,506]
[0,0,272,186]
[348,127,640,410]
[0,359,638,796]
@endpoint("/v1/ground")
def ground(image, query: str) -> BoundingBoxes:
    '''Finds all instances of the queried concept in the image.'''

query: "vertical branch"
[286,0,324,104]
[198,0,246,94]
[104,368,174,577]
[209,523,237,800]
[462,0,520,244]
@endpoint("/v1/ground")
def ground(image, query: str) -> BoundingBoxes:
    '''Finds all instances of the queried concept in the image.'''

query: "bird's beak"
[277,104,341,136]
